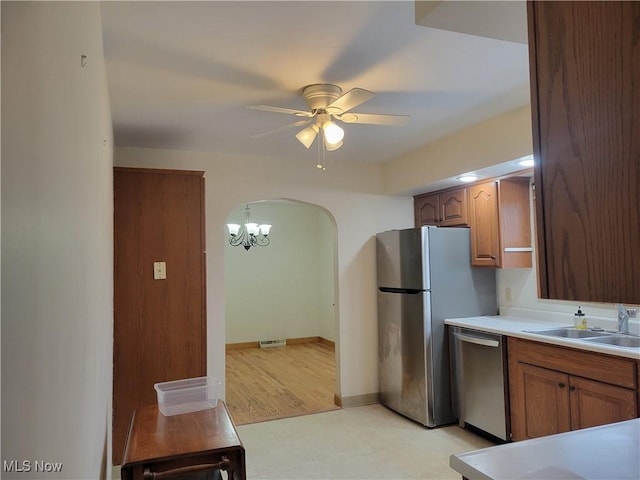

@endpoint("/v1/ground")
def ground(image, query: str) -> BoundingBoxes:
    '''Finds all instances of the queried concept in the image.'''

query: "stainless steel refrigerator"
[376,226,497,427]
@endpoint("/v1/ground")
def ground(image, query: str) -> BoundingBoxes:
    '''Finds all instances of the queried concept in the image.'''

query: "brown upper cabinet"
[528,1,640,303]
[468,181,500,267]
[498,178,533,268]
[468,177,532,269]
[414,186,468,227]
[414,176,532,268]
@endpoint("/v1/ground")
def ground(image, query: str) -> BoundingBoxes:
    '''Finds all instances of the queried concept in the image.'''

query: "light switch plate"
[153,261,167,280]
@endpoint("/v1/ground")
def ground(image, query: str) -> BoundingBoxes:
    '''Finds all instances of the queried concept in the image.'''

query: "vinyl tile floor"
[236,403,495,480]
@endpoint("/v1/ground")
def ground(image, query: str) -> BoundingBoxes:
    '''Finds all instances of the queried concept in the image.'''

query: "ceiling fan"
[247,84,409,152]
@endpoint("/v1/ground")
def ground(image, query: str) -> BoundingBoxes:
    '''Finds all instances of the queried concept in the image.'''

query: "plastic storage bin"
[154,376,221,416]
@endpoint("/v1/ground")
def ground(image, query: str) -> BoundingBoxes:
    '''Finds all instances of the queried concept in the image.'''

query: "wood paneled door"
[113,168,206,465]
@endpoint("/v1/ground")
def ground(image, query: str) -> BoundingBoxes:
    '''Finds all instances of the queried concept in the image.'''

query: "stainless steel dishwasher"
[450,326,510,441]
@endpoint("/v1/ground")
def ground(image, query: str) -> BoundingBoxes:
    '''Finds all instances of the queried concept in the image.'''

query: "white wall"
[1,3,113,479]
[115,146,413,400]
[317,209,337,341]
[497,201,636,330]
[225,201,336,343]
[384,105,533,195]
[498,254,638,330]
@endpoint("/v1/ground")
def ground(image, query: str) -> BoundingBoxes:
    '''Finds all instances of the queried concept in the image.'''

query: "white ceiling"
[101,1,530,170]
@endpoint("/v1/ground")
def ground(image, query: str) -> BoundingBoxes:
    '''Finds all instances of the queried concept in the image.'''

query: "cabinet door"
[439,188,468,227]
[414,193,440,226]
[569,376,637,431]
[510,363,571,441]
[499,178,532,268]
[528,1,640,303]
[468,181,500,267]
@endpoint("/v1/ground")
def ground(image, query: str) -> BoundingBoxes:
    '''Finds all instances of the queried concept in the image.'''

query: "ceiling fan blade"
[251,119,311,139]
[325,88,374,114]
[337,112,409,126]
[246,105,312,117]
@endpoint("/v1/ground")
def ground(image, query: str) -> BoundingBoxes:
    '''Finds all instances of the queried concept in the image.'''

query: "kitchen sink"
[584,335,640,348]
[525,327,613,339]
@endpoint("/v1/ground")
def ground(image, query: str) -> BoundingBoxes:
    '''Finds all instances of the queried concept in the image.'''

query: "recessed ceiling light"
[516,155,535,167]
[457,174,479,183]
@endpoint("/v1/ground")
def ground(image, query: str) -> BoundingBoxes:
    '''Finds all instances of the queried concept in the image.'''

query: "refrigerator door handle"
[379,287,424,294]
[452,332,499,348]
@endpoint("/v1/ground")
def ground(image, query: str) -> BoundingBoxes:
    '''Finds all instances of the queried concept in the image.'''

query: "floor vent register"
[259,339,286,348]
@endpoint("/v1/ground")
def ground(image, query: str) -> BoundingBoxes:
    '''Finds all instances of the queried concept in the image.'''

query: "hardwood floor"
[226,342,340,425]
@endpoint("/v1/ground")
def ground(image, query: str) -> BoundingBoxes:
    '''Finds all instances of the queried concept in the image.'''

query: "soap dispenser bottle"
[574,307,587,330]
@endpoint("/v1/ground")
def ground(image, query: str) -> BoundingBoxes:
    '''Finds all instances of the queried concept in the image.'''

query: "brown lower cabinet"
[508,337,638,441]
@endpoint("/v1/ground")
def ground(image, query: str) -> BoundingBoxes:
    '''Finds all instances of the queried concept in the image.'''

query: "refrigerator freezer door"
[376,228,429,291]
[378,290,430,426]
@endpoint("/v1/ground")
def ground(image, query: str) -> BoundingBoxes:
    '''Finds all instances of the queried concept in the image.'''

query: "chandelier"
[227,205,272,251]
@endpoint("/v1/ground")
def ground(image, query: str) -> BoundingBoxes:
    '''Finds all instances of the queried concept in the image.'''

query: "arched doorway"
[223,199,340,424]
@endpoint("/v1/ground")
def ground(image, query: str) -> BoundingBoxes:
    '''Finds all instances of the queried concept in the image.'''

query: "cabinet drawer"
[509,338,636,389]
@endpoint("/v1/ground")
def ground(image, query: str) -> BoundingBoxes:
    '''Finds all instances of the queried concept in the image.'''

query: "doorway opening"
[224,199,340,424]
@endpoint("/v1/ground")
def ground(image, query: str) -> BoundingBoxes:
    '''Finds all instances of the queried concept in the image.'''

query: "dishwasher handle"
[453,331,500,348]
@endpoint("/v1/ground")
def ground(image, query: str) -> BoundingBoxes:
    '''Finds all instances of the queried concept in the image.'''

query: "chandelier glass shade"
[227,205,271,251]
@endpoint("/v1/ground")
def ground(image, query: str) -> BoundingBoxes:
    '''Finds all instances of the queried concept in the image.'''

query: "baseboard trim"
[334,393,379,408]
[226,341,260,351]
[286,336,320,345]
[226,336,335,351]
[319,337,335,349]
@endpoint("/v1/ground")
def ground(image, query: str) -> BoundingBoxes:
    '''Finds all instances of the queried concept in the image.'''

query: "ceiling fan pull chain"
[322,141,326,171]
[316,129,326,171]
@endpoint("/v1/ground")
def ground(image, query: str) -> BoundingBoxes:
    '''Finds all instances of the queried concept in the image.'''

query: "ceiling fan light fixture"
[322,120,344,145]
[324,137,343,151]
[247,84,410,170]
[295,124,319,149]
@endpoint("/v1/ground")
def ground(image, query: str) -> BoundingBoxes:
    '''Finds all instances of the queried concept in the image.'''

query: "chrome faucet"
[616,304,629,334]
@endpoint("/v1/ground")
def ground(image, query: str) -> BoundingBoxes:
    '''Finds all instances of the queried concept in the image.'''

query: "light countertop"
[450,419,640,480]
[444,315,640,360]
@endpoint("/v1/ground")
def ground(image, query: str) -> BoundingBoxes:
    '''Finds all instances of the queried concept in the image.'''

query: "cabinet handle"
[569,386,576,392]
[558,382,565,388]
